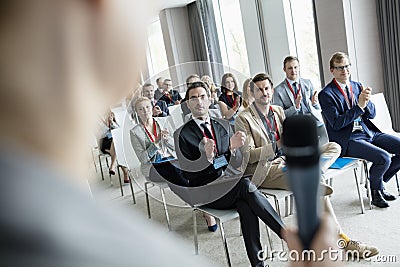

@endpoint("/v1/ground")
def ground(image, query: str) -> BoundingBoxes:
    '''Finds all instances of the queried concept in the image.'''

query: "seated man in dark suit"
[174,81,285,267]
[160,78,182,106]
[142,83,169,117]
[319,52,400,208]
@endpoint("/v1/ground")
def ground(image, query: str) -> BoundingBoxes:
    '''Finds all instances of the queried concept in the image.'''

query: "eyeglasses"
[189,94,208,102]
[333,64,351,71]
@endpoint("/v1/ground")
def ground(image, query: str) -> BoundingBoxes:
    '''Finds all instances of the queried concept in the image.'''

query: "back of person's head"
[250,73,273,93]
[201,75,216,93]
[0,0,153,176]
[186,74,200,87]
[241,78,252,108]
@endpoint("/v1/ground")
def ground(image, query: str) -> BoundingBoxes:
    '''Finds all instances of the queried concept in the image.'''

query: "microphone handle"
[287,164,322,250]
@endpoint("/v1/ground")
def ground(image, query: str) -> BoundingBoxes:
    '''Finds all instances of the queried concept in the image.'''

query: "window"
[146,19,170,81]
[283,0,322,90]
[213,0,250,85]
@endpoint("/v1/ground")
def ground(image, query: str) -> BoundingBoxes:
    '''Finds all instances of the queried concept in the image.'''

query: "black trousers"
[206,178,285,267]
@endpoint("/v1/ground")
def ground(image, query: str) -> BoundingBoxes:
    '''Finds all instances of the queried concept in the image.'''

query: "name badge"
[213,155,228,169]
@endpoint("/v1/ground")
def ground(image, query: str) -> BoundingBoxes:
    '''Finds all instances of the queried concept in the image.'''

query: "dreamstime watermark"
[257,239,397,263]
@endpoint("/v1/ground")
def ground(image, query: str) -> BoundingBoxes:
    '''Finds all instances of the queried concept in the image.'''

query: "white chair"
[370,93,400,195]
[193,205,276,267]
[111,109,140,203]
[323,158,372,213]
[124,116,175,229]
[111,127,135,202]
[168,104,184,130]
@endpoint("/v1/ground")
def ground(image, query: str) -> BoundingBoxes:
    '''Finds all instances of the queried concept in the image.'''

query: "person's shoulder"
[274,80,286,90]
[176,119,195,136]
[157,99,167,105]
[321,80,335,91]
[300,77,313,86]
[237,106,252,117]
[271,104,284,112]
[131,123,143,134]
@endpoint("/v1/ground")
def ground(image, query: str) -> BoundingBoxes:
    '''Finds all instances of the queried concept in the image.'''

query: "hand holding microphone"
[283,115,322,250]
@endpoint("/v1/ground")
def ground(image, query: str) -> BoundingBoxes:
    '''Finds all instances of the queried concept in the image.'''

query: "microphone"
[283,115,322,250]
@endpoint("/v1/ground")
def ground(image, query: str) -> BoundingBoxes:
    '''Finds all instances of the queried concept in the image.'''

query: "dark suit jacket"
[318,79,380,155]
[153,99,169,117]
[160,90,182,106]
[174,117,242,187]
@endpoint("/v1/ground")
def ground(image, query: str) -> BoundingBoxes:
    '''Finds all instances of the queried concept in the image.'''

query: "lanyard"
[225,93,237,107]
[201,122,219,155]
[333,79,353,108]
[286,79,301,99]
[143,119,158,143]
[262,106,280,141]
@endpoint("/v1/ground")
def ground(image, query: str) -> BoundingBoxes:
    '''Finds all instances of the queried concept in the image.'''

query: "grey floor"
[88,163,400,267]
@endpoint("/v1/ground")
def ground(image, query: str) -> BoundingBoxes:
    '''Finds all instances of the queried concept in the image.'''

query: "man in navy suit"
[319,52,400,208]
[142,83,169,117]
[174,81,285,267]
[273,56,328,144]
[160,78,182,106]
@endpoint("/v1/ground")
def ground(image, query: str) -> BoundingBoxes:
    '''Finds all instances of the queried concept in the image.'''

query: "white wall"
[315,0,384,92]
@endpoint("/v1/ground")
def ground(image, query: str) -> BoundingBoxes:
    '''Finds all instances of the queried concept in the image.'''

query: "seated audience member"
[218,73,242,123]
[319,52,400,208]
[241,78,254,108]
[180,75,201,119]
[98,111,129,183]
[273,56,328,144]
[201,75,221,105]
[235,73,378,258]
[160,78,182,106]
[142,83,169,117]
[175,81,285,267]
[154,77,165,101]
[130,97,217,231]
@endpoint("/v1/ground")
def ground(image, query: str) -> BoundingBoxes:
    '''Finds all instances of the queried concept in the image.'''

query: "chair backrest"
[111,109,141,172]
[168,104,184,130]
[370,93,394,133]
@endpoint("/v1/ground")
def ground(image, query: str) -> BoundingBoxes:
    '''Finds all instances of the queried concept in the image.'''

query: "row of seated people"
[143,52,400,210]
[128,70,380,267]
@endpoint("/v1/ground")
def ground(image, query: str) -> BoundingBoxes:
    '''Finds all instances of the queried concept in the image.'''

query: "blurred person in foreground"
[0,0,211,266]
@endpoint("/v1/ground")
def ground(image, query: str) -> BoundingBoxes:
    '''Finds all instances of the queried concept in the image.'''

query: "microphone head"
[282,115,319,167]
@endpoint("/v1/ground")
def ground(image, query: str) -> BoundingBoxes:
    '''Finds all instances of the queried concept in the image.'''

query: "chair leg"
[218,220,232,267]
[362,161,373,210]
[160,187,171,231]
[144,182,151,218]
[265,225,274,254]
[395,173,400,196]
[99,155,104,180]
[128,172,136,204]
[117,165,123,196]
[289,194,294,215]
[92,149,97,173]
[353,168,365,214]
[193,209,198,255]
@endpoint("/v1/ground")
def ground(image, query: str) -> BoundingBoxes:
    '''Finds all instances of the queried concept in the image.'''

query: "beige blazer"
[235,104,285,187]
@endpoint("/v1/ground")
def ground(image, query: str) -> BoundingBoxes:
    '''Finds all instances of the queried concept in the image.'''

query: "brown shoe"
[344,240,379,259]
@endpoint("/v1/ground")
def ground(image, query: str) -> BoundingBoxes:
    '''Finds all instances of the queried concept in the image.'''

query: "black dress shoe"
[381,189,397,201]
[371,190,389,208]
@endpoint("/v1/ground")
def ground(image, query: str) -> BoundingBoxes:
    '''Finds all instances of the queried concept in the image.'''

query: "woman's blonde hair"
[201,75,217,93]
[241,78,253,108]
